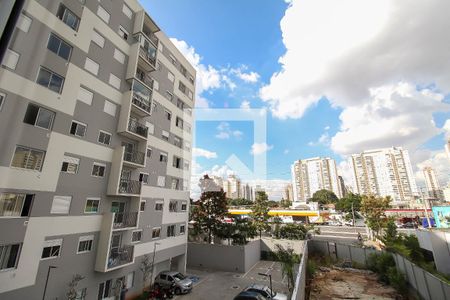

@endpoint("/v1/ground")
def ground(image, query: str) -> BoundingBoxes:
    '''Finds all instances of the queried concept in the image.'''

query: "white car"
[244,284,288,300]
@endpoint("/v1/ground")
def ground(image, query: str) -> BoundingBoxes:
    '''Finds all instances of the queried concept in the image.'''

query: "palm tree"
[275,244,299,293]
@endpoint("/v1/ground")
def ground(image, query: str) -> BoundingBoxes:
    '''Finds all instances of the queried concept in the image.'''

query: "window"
[179,81,186,94]
[50,195,71,214]
[103,101,117,117]
[151,102,157,113]
[146,148,152,158]
[84,57,99,75]
[0,193,33,217]
[180,65,187,77]
[109,73,121,89]
[61,155,79,174]
[173,136,182,148]
[188,90,193,100]
[113,48,125,64]
[181,202,187,211]
[36,67,64,93]
[165,91,173,101]
[153,80,159,91]
[164,110,172,120]
[57,4,79,30]
[171,178,180,190]
[97,6,110,23]
[85,198,100,213]
[98,280,113,299]
[131,230,142,243]
[47,33,72,61]
[155,202,163,211]
[77,235,94,253]
[167,225,175,237]
[168,71,175,83]
[189,76,195,85]
[162,130,169,141]
[152,227,161,239]
[0,244,21,270]
[140,201,146,212]
[122,4,133,18]
[23,103,55,130]
[157,176,165,187]
[2,49,19,70]
[147,122,155,134]
[159,152,167,162]
[77,86,93,105]
[180,225,186,234]
[118,26,129,40]
[169,201,177,212]
[91,163,105,177]
[17,13,32,32]
[177,99,185,110]
[92,30,105,48]
[175,117,183,129]
[0,92,4,111]
[41,239,62,259]
[173,156,181,169]
[184,141,191,152]
[139,173,149,184]
[70,120,87,137]
[98,131,111,146]
[11,146,45,171]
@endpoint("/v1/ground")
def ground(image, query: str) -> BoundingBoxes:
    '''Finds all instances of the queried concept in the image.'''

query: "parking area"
[175,261,291,300]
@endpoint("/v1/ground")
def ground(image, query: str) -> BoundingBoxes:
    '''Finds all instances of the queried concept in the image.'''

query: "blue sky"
[141,0,450,198]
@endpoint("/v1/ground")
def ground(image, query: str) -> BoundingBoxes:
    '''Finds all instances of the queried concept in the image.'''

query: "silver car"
[154,271,193,294]
[244,284,288,300]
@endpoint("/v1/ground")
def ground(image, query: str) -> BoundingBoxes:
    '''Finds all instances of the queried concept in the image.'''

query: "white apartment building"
[350,147,419,206]
[291,157,342,204]
[423,166,443,200]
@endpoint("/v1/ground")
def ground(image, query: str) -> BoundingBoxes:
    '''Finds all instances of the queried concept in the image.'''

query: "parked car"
[244,284,288,300]
[154,271,193,294]
[234,291,267,300]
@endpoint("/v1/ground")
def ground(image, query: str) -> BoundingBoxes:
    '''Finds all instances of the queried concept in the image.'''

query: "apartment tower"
[423,166,443,200]
[0,0,195,299]
[291,157,342,204]
[350,147,419,206]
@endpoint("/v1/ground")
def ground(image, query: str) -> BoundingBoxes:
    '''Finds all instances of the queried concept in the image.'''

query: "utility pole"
[42,265,57,300]
[351,201,356,227]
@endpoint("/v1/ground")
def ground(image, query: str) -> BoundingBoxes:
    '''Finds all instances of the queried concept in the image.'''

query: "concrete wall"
[261,237,305,255]
[291,241,308,300]
[187,240,260,273]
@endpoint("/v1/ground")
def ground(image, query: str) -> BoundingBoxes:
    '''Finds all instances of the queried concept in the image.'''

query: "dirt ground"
[309,267,401,300]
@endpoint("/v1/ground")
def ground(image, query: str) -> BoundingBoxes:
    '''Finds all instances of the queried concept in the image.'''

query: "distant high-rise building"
[225,175,241,199]
[338,176,347,197]
[350,147,419,205]
[423,167,443,200]
[243,183,253,201]
[211,175,224,190]
[291,157,342,204]
[443,183,450,202]
[284,183,294,201]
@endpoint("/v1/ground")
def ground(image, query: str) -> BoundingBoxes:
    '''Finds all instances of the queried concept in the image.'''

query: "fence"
[291,241,308,300]
[308,240,450,300]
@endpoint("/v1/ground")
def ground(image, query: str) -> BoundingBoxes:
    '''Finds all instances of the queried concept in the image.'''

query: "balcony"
[108,245,134,269]
[123,149,145,168]
[119,178,141,196]
[127,118,148,140]
[131,80,152,116]
[134,33,157,72]
[112,212,138,230]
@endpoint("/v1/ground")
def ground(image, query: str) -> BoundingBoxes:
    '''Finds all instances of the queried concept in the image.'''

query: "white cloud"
[240,100,251,109]
[308,132,330,147]
[247,179,291,200]
[324,126,330,131]
[237,71,260,83]
[215,122,243,140]
[193,147,218,159]
[251,143,274,155]
[415,151,450,187]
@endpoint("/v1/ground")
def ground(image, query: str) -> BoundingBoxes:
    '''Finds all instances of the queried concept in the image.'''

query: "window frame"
[180,225,186,235]
[97,130,112,146]
[50,195,72,215]
[41,239,62,260]
[47,32,72,61]
[84,57,99,75]
[16,13,32,33]
[0,243,21,270]
[10,145,46,171]
[2,49,20,70]
[56,4,80,31]
[0,92,5,111]
[23,103,55,130]
[97,5,110,24]
[118,25,129,40]
[36,66,65,94]
[140,200,146,212]
[131,230,142,243]
[77,235,94,254]
[154,201,163,211]
[70,120,87,138]
[91,163,106,178]
[152,227,161,239]
[84,198,100,214]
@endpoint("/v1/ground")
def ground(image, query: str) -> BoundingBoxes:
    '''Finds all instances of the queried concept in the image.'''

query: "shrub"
[279,223,308,240]
[367,252,396,283]
[387,267,407,295]
[306,260,316,277]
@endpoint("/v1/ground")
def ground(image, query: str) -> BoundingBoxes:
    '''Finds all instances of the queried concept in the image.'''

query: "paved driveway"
[175,261,291,300]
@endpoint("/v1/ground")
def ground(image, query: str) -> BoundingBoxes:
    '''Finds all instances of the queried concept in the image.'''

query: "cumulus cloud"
[215,122,243,140]
[415,151,450,187]
[251,143,274,155]
[308,132,330,147]
[240,100,251,109]
[193,147,218,159]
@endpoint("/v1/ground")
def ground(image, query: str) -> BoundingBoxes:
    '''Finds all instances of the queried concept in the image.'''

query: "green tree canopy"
[227,198,253,206]
[191,175,228,243]
[251,191,270,238]
[361,195,391,237]
[311,189,339,204]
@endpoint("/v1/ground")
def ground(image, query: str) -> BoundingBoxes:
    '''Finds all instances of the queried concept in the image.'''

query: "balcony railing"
[118,179,141,195]
[123,150,145,166]
[108,245,134,269]
[139,46,156,67]
[142,26,159,47]
[136,71,154,89]
[132,80,152,114]
[113,212,138,229]
[128,118,148,138]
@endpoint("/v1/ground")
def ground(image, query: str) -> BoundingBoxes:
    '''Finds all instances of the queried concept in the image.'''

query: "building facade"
[0,0,195,299]
[291,157,342,204]
[349,147,419,206]
[423,166,443,200]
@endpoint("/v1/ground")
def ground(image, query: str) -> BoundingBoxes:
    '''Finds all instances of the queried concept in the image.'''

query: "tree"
[278,223,308,240]
[311,189,338,205]
[251,191,270,239]
[383,218,398,244]
[267,200,279,208]
[280,198,292,208]
[190,175,228,243]
[66,274,85,300]
[232,218,257,245]
[275,244,300,293]
[335,193,362,223]
[227,198,253,206]
[360,195,391,238]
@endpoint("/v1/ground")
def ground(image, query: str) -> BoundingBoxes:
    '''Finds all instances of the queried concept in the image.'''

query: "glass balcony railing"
[108,245,134,269]
[127,118,148,138]
[134,33,157,67]
[132,80,152,113]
